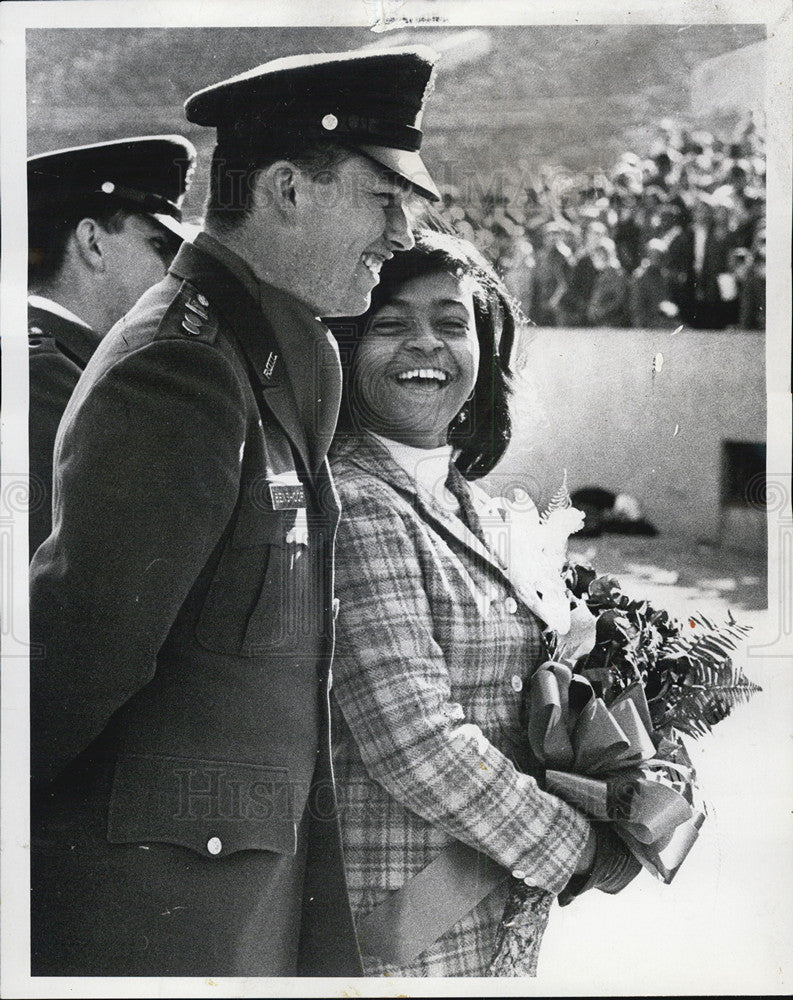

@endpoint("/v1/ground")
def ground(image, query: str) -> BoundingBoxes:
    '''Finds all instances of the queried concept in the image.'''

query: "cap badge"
[321,114,339,131]
[101,181,116,194]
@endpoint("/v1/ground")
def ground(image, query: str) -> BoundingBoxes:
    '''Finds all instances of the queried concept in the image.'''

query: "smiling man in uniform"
[29,46,439,977]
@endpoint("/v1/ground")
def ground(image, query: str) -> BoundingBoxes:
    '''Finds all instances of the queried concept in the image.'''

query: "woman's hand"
[560,822,642,905]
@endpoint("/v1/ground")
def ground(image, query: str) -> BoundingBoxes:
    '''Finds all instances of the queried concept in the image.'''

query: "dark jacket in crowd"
[739,265,765,330]
[560,254,597,325]
[586,266,631,326]
[612,216,644,274]
[532,243,571,326]
[629,261,678,329]
[666,224,736,329]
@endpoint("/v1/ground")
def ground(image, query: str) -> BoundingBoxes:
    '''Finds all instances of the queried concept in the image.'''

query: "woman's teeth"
[397,369,449,383]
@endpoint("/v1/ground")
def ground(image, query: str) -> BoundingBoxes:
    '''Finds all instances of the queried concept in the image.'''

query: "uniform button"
[504,597,518,614]
[196,293,209,307]
[206,836,222,855]
[510,674,523,693]
[512,868,527,880]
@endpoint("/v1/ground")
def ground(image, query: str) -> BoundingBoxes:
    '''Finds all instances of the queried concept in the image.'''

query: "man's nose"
[385,202,415,252]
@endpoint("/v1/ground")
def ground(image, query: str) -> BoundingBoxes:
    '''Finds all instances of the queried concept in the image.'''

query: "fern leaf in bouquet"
[652,614,761,737]
[568,567,762,736]
[542,469,572,520]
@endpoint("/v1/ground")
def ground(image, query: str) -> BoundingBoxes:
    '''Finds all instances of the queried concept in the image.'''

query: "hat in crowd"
[184,46,440,201]
[28,135,197,241]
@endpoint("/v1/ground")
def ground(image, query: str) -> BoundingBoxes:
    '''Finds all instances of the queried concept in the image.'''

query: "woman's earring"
[457,390,475,424]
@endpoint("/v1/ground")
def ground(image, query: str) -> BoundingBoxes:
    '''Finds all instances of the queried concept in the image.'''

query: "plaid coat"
[330,434,590,977]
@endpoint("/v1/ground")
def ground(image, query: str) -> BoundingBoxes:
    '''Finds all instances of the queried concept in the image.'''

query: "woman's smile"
[392,367,453,391]
[352,270,480,448]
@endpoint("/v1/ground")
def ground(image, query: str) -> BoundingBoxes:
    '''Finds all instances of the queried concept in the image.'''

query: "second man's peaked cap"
[28,135,197,225]
[184,46,440,201]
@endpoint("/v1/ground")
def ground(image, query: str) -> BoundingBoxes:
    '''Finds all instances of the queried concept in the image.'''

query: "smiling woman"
[350,268,480,447]
[331,230,517,476]
[324,231,641,978]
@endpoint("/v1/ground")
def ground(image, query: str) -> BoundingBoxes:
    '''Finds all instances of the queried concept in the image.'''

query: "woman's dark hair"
[326,229,524,479]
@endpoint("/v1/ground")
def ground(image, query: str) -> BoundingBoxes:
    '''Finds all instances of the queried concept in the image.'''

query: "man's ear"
[72,218,106,273]
[256,161,300,221]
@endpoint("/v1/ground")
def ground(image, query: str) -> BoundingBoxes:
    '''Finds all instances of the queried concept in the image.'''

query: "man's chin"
[322,290,372,320]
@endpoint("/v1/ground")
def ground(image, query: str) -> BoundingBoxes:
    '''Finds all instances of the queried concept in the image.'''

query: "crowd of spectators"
[433,116,766,330]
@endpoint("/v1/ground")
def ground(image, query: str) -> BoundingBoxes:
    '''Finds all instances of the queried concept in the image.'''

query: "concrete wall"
[488,327,766,549]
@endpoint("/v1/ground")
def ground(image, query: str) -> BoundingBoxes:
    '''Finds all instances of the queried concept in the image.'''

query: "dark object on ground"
[571,486,658,537]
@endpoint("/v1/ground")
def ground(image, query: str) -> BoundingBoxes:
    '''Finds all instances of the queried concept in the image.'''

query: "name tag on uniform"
[268,482,307,510]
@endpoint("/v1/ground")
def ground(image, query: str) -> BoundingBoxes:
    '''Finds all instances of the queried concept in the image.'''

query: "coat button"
[504,596,518,614]
[206,836,222,855]
[510,674,523,693]
[512,868,527,880]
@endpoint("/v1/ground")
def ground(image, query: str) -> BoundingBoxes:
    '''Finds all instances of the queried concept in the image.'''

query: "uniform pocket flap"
[231,500,292,549]
[107,754,298,858]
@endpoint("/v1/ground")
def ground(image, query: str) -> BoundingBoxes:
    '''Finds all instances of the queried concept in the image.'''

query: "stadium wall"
[495,327,766,553]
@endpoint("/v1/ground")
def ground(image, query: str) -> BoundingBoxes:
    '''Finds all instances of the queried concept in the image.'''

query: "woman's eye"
[369,320,408,334]
[437,321,468,335]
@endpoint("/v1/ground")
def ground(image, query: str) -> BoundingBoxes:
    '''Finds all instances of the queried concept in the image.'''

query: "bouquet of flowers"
[486,479,761,976]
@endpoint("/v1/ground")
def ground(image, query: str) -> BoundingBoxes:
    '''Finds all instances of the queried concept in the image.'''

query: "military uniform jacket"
[29,239,362,977]
[28,300,103,556]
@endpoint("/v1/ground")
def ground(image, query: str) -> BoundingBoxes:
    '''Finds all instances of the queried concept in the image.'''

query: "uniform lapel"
[28,303,103,367]
[340,434,513,588]
[169,242,313,475]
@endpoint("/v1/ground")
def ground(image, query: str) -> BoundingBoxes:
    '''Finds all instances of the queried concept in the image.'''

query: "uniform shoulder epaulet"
[155,280,219,345]
[28,323,59,355]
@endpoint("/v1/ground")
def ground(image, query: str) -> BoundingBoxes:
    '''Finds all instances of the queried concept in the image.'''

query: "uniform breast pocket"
[107,754,299,858]
[195,503,295,656]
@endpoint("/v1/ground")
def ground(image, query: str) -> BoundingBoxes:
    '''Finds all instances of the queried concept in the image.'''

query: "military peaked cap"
[28,135,197,239]
[184,46,440,201]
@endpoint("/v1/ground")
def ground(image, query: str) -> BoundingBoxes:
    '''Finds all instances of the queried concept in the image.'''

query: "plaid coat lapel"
[335,433,513,590]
